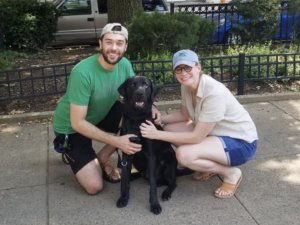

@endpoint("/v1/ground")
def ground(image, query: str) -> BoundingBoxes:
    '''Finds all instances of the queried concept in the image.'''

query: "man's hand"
[118,134,142,155]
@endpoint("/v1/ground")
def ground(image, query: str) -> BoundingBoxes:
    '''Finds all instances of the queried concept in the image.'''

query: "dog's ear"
[150,82,159,102]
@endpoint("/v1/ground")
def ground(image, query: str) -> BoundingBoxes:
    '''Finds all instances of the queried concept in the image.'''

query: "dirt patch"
[1,46,300,115]
[13,45,99,69]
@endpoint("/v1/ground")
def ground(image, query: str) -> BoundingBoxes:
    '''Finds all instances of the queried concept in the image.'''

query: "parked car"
[212,11,299,44]
[52,0,168,45]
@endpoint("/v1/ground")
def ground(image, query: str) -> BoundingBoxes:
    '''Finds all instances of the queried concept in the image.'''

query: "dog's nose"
[135,89,144,96]
[136,92,144,100]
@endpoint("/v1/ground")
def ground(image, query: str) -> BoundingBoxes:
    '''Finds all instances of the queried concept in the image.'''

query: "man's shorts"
[53,101,124,174]
[218,136,258,166]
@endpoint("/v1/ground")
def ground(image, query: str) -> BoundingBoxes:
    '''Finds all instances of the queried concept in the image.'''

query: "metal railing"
[169,0,297,44]
[1,52,299,102]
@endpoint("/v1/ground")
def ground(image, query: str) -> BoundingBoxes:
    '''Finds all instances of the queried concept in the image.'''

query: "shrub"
[287,0,300,45]
[223,43,300,79]
[0,57,10,70]
[230,0,280,43]
[0,0,57,51]
[127,12,215,59]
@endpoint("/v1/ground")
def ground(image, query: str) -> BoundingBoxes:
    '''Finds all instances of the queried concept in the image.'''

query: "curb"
[1,92,299,123]
[0,111,54,123]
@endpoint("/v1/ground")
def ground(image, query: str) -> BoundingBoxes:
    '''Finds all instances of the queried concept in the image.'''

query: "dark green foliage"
[0,50,27,71]
[0,0,57,51]
[230,0,280,43]
[287,0,300,47]
[287,0,300,14]
[126,12,215,59]
[0,56,10,70]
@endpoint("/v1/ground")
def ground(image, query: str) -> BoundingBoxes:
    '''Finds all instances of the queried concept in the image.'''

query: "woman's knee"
[176,146,193,167]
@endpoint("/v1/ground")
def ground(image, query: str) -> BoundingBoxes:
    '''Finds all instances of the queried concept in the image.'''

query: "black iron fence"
[1,52,300,102]
[170,0,297,44]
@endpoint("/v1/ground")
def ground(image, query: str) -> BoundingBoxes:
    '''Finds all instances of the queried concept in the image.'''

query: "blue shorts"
[218,136,258,166]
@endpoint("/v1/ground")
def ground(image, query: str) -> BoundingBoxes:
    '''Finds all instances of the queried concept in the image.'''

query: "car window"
[59,0,92,16]
[97,0,107,13]
[143,0,167,11]
[95,0,166,13]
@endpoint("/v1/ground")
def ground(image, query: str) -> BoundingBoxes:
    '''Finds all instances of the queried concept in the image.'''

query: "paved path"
[0,95,300,225]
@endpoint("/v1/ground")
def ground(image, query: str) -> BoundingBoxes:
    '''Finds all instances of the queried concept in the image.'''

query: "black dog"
[116,76,191,215]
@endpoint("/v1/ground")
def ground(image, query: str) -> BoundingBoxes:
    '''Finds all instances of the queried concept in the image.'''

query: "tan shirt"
[181,74,258,143]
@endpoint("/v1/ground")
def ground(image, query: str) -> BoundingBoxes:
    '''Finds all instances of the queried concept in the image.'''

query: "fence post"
[170,3,175,14]
[237,52,245,95]
[0,26,4,49]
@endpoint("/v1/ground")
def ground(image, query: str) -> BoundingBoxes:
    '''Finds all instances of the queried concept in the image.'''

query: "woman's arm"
[161,106,189,124]
[140,119,216,145]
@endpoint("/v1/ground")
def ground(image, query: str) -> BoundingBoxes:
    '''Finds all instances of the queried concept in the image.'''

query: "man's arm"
[70,103,141,154]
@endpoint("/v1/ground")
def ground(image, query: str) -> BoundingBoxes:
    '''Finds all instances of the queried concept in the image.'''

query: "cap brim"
[173,60,196,70]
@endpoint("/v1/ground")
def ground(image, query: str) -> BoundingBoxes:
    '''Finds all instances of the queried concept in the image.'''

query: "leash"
[116,149,127,168]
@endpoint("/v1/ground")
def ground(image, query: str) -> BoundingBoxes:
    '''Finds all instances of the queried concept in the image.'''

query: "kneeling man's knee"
[85,182,103,195]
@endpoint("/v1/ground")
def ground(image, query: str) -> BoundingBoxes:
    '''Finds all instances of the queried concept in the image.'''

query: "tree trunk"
[107,0,142,24]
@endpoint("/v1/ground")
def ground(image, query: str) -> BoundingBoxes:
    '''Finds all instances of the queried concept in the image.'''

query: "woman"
[140,49,258,199]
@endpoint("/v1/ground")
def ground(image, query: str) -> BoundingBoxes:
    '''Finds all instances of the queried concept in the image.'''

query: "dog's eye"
[142,82,149,88]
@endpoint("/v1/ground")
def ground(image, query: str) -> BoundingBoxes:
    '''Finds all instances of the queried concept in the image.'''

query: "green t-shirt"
[53,54,134,134]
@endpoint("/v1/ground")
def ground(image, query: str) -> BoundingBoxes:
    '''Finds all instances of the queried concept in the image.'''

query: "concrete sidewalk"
[0,94,300,225]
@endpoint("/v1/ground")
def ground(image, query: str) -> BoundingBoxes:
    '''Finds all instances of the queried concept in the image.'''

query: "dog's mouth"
[135,101,145,108]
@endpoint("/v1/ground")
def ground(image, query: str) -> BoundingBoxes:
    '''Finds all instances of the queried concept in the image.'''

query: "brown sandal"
[100,161,121,183]
[214,176,242,199]
[193,172,216,181]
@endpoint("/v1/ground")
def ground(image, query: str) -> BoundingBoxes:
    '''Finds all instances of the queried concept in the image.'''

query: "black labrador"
[116,76,191,215]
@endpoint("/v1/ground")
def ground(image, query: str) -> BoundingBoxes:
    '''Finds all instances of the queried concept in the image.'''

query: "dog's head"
[118,76,158,110]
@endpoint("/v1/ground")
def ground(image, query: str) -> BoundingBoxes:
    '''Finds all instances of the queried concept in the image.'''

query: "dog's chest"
[123,118,141,135]
[123,114,151,135]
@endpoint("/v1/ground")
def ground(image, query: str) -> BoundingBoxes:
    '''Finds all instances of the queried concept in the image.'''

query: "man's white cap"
[100,23,128,40]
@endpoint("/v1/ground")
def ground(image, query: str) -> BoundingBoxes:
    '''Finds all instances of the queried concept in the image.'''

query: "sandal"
[214,175,242,199]
[193,172,216,181]
[100,161,121,183]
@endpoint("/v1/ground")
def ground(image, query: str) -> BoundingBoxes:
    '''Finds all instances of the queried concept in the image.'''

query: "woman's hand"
[140,120,158,139]
[151,105,162,125]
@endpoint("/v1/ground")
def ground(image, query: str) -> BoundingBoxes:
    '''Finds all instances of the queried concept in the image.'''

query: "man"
[52,23,143,195]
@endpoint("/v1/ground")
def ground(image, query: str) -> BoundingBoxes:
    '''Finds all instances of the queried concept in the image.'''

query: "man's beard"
[102,51,124,65]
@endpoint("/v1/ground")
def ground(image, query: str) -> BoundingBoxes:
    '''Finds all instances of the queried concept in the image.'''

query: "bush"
[0,56,10,70]
[127,12,215,59]
[0,0,57,51]
[224,43,300,79]
[287,0,300,45]
[0,50,27,73]
[230,0,280,43]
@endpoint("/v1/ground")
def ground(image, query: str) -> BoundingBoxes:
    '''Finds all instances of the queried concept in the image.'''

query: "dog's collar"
[123,112,152,121]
